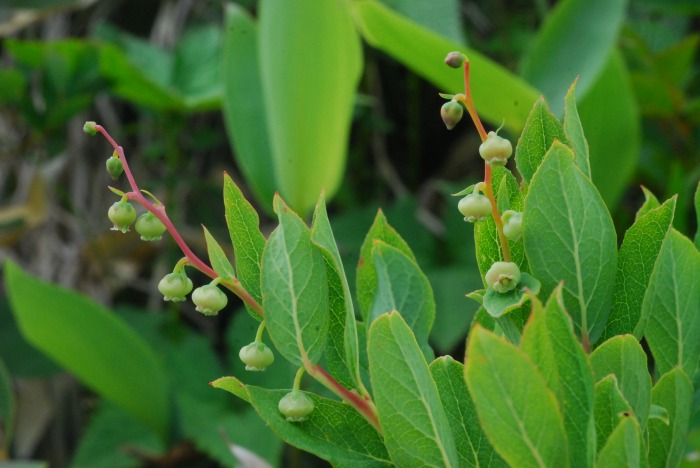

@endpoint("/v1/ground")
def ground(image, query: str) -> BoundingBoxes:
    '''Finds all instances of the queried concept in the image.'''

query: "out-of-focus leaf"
[0,357,15,455]
[378,0,463,43]
[0,68,25,105]
[172,25,222,110]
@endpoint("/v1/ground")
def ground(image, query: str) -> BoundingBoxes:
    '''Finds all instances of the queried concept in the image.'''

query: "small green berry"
[278,390,314,422]
[108,201,136,233]
[239,342,275,371]
[158,272,193,302]
[83,121,98,136]
[502,210,523,241]
[444,51,466,68]
[458,193,492,222]
[192,284,228,316]
[135,212,166,241]
[105,157,124,180]
[485,261,521,294]
[441,100,464,130]
[479,131,513,166]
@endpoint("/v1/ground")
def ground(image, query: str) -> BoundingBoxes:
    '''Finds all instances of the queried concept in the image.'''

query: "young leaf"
[520,285,595,468]
[644,229,700,377]
[589,335,652,429]
[369,241,434,347]
[596,415,646,467]
[635,186,661,221]
[261,195,329,366]
[4,260,169,437]
[601,197,675,340]
[223,174,266,319]
[368,312,458,467]
[563,79,591,178]
[648,367,694,468]
[202,225,236,281]
[593,375,632,453]
[514,97,570,185]
[221,5,276,209]
[356,210,415,321]
[310,193,362,391]
[212,377,390,466]
[429,356,506,468]
[465,327,569,467]
[523,141,617,344]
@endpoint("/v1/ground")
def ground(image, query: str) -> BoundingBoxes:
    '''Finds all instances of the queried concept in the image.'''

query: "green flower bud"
[158,272,193,302]
[192,284,228,316]
[485,261,521,294]
[441,100,464,130]
[278,390,314,422]
[239,342,275,371]
[444,51,466,68]
[502,210,523,241]
[108,200,136,233]
[479,131,513,166]
[458,193,492,222]
[83,121,98,136]
[105,157,124,180]
[135,212,166,241]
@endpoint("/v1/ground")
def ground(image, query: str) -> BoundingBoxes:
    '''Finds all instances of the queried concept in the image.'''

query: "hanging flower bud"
[278,391,315,422]
[192,284,228,316]
[502,210,523,241]
[458,193,492,222]
[444,51,466,69]
[441,100,464,130]
[479,131,513,166]
[108,200,136,233]
[158,272,193,302]
[239,342,275,371]
[83,121,98,136]
[105,157,124,180]
[135,212,166,241]
[485,261,521,293]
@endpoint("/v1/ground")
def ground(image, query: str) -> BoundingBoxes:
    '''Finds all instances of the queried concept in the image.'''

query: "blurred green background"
[0,0,698,466]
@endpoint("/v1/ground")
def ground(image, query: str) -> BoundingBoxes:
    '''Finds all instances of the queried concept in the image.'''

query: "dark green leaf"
[0,357,15,454]
[648,368,693,468]
[172,25,222,110]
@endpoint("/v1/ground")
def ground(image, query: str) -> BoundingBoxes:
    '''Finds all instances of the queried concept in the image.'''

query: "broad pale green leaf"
[202,225,235,281]
[223,174,266,319]
[601,197,676,340]
[310,193,362,391]
[563,79,591,178]
[589,335,651,428]
[465,327,569,467]
[0,357,14,454]
[212,377,390,466]
[521,286,595,468]
[429,356,506,468]
[351,0,539,133]
[593,375,632,454]
[636,186,661,221]
[644,229,700,377]
[356,210,416,321]
[648,368,693,468]
[3,261,169,437]
[514,97,570,185]
[596,415,645,467]
[221,5,276,209]
[523,141,617,344]
[520,0,627,115]
[368,313,458,467]
[578,50,640,208]
[369,241,434,346]
[259,0,362,215]
[261,195,329,366]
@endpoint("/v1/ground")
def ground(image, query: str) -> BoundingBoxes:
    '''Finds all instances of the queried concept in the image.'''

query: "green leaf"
[221,5,276,209]
[212,377,390,466]
[351,0,539,133]
[0,357,15,454]
[636,186,661,221]
[368,312,458,467]
[369,241,434,347]
[520,0,627,115]
[644,229,700,377]
[596,415,645,467]
[378,0,463,43]
[593,375,632,452]
[578,50,640,208]
[202,225,236,281]
[465,327,569,467]
[482,273,540,319]
[259,0,362,215]
[429,356,506,468]
[589,335,652,429]
[172,26,222,110]
[261,195,329,366]
[514,97,570,185]
[356,210,415,321]
[563,79,591,178]
[520,286,595,468]
[523,141,617,344]
[648,368,694,468]
[3,260,169,437]
[602,197,675,340]
[310,193,362,391]
[223,174,266,320]
[694,180,700,248]
[648,404,670,425]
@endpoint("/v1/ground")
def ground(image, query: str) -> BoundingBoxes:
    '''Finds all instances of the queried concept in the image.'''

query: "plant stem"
[292,366,306,392]
[254,320,267,343]
[94,125,264,318]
